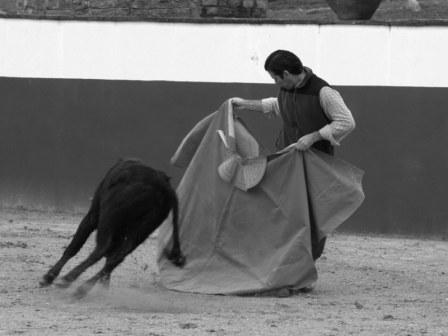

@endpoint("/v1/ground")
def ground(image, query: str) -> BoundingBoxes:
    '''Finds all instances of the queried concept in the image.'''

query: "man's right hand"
[230,97,246,110]
[230,97,265,114]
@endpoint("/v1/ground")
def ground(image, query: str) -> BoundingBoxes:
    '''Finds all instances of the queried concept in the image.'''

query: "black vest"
[276,70,334,156]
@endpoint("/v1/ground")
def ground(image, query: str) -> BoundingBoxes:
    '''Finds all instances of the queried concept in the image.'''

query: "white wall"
[1,18,447,87]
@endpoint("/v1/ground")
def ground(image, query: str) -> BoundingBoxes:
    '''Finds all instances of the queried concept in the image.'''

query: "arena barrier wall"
[1,19,447,237]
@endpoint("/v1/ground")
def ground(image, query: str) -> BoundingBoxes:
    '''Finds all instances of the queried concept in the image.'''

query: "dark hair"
[264,50,303,78]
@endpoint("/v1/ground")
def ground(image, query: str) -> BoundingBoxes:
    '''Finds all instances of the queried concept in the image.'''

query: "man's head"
[264,50,304,90]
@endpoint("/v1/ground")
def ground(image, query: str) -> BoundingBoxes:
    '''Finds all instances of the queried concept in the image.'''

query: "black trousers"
[311,226,326,260]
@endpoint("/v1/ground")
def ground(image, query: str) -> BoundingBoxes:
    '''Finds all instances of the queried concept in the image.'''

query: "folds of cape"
[157,100,365,295]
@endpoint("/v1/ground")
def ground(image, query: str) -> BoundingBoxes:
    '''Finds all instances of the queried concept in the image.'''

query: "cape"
[157,100,364,295]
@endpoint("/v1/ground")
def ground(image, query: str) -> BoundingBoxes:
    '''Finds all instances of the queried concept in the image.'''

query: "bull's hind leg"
[54,234,112,289]
[40,211,97,287]
[72,234,142,299]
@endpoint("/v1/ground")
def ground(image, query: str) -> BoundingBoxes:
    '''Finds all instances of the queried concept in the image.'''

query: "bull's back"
[95,159,176,229]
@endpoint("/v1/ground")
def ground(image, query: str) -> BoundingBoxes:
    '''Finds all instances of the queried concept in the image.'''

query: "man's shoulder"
[301,75,330,96]
[311,74,331,89]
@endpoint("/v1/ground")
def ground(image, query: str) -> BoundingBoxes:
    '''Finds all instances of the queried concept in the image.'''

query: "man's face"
[268,71,296,90]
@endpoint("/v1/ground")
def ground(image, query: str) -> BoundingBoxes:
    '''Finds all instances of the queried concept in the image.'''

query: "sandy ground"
[0,208,447,336]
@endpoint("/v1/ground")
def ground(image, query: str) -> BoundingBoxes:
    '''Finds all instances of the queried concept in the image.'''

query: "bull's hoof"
[98,276,111,289]
[54,278,72,289]
[72,286,88,300]
[164,248,186,267]
[175,254,186,267]
[171,254,186,267]
[72,281,96,300]
[39,274,54,287]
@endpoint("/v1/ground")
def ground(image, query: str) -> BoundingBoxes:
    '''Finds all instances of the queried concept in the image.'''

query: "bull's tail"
[165,190,186,267]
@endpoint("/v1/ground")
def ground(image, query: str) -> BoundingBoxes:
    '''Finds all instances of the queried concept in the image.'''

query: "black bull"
[40,159,185,298]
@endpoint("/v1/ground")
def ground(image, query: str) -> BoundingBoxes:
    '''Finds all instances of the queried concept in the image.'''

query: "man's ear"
[282,70,291,79]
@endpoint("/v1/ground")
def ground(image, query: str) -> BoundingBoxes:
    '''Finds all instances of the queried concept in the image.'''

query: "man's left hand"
[294,132,321,151]
[277,131,322,154]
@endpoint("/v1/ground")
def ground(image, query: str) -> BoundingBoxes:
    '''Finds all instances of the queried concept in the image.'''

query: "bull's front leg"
[40,211,97,287]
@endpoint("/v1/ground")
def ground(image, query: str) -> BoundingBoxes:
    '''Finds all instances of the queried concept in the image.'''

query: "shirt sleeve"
[261,97,280,118]
[318,86,356,146]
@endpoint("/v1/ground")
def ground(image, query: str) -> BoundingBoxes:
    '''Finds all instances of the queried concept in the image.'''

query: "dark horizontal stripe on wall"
[1,76,447,238]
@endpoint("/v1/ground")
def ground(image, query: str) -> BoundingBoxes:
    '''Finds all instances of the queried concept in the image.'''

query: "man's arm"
[318,86,355,146]
[289,87,354,151]
[231,97,279,118]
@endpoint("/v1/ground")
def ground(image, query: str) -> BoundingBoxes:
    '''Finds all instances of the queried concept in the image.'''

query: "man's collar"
[294,67,313,89]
